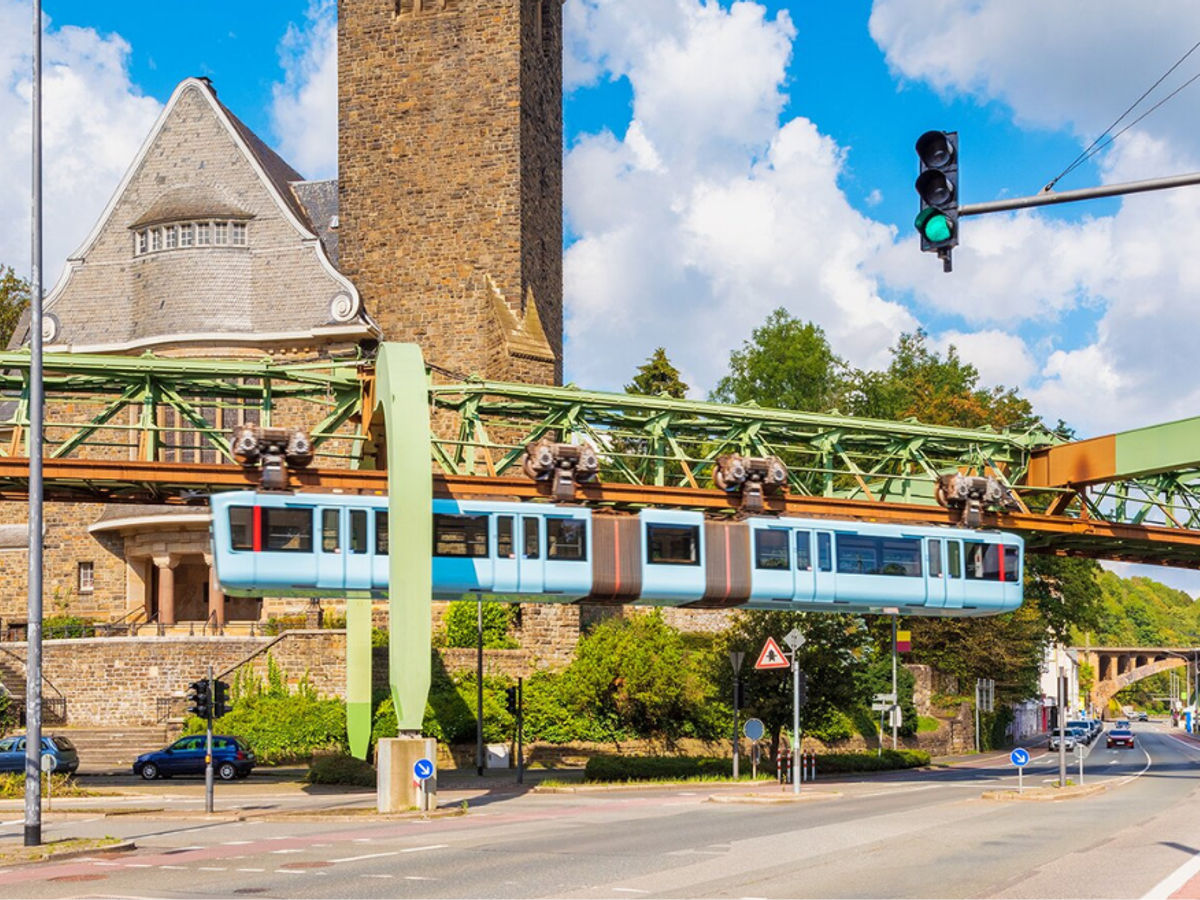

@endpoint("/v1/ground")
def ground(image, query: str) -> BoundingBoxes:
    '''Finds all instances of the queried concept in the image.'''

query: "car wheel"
[217,762,237,781]
[140,763,159,780]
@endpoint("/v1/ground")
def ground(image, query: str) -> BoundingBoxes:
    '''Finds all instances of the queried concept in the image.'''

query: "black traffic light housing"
[915,130,959,272]
[187,679,211,720]
[212,680,230,719]
[505,686,518,715]
[796,670,808,708]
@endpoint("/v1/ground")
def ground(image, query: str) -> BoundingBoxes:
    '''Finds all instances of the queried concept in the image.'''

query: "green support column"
[377,344,433,733]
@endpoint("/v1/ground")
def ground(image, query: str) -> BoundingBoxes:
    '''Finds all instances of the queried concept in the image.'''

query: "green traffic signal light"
[914,208,953,243]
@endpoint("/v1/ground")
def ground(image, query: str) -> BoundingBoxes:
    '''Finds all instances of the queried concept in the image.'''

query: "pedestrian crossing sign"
[755,636,790,670]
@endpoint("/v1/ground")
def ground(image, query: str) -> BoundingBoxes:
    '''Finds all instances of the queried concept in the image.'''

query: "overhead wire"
[1043,38,1200,192]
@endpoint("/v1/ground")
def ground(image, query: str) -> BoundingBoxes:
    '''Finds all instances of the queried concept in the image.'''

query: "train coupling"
[523,438,599,501]
[713,455,788,513]
[230,425,314,491]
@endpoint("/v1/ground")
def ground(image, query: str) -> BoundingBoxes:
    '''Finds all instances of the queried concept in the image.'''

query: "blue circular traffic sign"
[413,757,434,781]
[1010,747,1029,767]
[743,717,765,742]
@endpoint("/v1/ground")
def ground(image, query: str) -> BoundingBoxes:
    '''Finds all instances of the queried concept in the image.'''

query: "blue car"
[0,735,80,774]
[133,735,255,781]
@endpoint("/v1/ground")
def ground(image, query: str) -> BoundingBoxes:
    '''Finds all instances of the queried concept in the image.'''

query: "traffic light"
[733,680,744,710]
[187,679,211,719]
[914,130,959,271]
[505,686,518,715]
[212,680,230,719]
[797,670,808,708]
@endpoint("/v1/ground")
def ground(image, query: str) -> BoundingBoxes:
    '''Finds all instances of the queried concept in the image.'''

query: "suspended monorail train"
[209,491,1024,616]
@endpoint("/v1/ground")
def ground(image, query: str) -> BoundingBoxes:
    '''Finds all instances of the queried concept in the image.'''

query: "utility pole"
[1057,666,1067,787]
[24,0,44,849]
[476,597,483,776]
[891,614,899,750]
[729,651,744,780]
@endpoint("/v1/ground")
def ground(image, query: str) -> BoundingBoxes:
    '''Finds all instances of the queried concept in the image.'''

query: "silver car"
[1048,728,1079,752]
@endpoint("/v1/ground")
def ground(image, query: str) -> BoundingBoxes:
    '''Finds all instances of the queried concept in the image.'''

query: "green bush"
[0,773,94,798]
[185,693,347,764]
[260,615,308,636]
[805,708,855,743]
[42,615,94,639]
[442,601,518,649]
[306,752,376,786]
[584,754,734,782]
[814,749,929,773]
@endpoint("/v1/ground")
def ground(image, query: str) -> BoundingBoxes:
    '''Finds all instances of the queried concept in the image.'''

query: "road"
[2,722,1200,898]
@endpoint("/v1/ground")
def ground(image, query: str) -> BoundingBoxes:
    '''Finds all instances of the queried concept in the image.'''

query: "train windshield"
[835,535,922,577]
[647,524,700,565]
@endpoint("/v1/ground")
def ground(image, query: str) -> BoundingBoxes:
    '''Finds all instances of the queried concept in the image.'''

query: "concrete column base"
[377,737,437,813]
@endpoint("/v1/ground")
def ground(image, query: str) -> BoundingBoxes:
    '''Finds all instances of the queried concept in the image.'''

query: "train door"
[813,531,836,601]
[924,538,946,609]
[344,508,372,591]
[493,515,518,593]
[944,538,964,608]
[316,507,344,591]
[520,515,544,593]
[793,529,816,602]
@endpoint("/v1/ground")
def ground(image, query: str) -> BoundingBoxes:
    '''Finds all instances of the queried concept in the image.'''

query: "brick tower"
[339,0,563,384]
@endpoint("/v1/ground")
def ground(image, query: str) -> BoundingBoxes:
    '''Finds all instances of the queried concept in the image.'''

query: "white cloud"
[563,0,915,395]
[0,3,160,285]
[932,329,1036,390]
[270,0,337,180]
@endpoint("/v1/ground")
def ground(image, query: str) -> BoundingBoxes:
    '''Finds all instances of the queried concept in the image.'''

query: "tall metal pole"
[516,676,523,785]
[1057,666,1067,787]
[974,679,981,753]
[891,615,898,750]
[204,666,214,814]
[476,597,483,776]
[729,651,744,780]
[24,0,44,849]
[791,654,799,796]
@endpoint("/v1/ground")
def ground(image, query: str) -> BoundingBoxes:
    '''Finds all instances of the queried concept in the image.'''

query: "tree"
[710,309,847,411]
[625,348,688,399]
[846,330,1037,430]
[0,265,30,349]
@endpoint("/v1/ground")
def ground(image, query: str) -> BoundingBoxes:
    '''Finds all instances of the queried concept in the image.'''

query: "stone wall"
[0,631,346,727]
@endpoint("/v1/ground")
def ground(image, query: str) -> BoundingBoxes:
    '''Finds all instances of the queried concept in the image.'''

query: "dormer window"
[133,219,249,257]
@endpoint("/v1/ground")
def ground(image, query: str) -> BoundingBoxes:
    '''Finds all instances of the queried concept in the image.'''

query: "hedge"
[306,752,376,787]
[583,749,930,782]
[814,749,930,772]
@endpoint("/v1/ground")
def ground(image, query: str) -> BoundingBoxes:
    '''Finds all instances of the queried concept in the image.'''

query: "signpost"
[782,630,806,795]
[873,693,897,756]
[39,753,53,811]
[413,757,434,812]
[729,651,745,779]
[1010,747,1029,794]
[744,717,765,780]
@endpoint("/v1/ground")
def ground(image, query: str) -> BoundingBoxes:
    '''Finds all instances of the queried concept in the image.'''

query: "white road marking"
[405,876,437,881]
[197,867,227,871]
[1143,848,1200,898]
[613,889,651,894]
[275,870,306,875]
[363,874,395,879]
[92,862,120,867]
[860,784,940,797]
[353,838,374,843]
[236,868,264,872]
[126,863,152,868]
[271,848,303,854]
[158,865,187,870]
[331,851,400,863]
[402,844,448,853]
[222,841,253,845]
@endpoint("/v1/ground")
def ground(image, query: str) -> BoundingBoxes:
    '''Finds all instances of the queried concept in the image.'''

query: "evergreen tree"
[625,347,689,399]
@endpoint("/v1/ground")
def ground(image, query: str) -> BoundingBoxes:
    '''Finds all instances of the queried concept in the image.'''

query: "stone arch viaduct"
[1075,647,1198,712]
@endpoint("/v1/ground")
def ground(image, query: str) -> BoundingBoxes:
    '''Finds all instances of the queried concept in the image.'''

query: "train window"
[497,516,515,558]
[433,514,489,557]
[927,540,942,577]
[795,531,812,570]
[547,518,587,560]
[322,510,340,553]
[375,510,389,555]
[350,510,368,554]
[647,524,700,566]
[965,542,1002,581]
[523,517,540,559]
[948,540,962,578]
[229,507,253,550]
[836,535,922,577]
[1004,545,1020,581]
[755,530,790,570]
[817,533,832,572]
[263,507,313,553]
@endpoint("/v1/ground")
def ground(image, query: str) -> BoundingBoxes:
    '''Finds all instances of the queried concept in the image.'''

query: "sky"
[1,0,1199,592]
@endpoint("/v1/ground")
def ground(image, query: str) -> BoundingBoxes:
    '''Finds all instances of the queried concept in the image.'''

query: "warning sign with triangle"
[755,636,790,670]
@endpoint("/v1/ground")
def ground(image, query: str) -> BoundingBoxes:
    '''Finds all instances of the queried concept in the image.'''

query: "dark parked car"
[133,735,254,781]
[0,735,79,774]
[1107,728,1135,749]
[1137,712,1150,721]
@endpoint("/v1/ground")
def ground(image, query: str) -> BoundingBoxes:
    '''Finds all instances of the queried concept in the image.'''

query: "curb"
[707,790,841,805]
[981,782,1108,802]
[0,839,136,868]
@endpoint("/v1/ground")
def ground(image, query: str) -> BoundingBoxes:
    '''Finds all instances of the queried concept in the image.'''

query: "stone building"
[0,77,375,634]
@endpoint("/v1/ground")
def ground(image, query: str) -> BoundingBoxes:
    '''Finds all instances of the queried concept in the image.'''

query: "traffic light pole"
[205,666,214,814]
[959,171,1200,217]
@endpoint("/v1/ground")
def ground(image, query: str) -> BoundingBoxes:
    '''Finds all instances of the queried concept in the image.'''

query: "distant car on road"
[1137,712,1150,721]
[1116,719,1131,730]
[0,735,79,774]
[1049,729,1078,752]
[1107,728,1135,749]
[1067,720,1097,743]
[133,735,254,781]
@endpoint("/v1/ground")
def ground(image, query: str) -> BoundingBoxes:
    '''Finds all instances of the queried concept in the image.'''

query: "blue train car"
[210,491,1024,616]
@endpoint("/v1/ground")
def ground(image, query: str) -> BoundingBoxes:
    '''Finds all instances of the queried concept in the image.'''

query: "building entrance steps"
[54,726,169,775]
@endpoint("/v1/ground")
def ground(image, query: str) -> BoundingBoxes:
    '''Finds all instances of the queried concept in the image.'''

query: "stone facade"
[338,0,562,383]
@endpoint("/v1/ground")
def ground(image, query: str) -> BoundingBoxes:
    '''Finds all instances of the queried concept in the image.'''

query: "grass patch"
[0,836,124,866]
[917,715,940,733]
[0,773,98,799]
